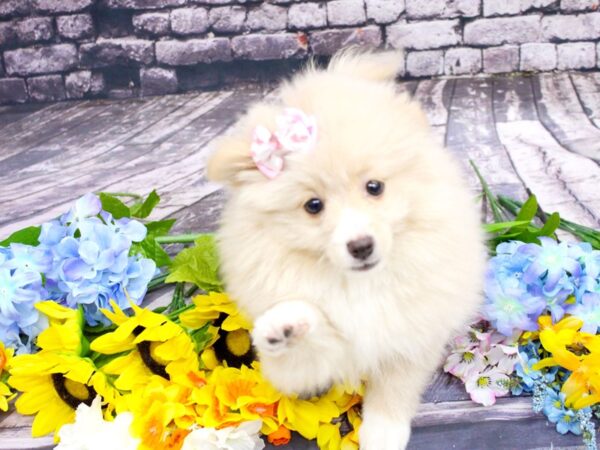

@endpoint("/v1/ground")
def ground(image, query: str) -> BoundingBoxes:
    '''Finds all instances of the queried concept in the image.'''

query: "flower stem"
[155,234,205,244]
[147,273,169,292]
[469,160,505,223]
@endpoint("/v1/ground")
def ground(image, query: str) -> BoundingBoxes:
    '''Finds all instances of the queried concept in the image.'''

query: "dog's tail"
[326,48,404,82]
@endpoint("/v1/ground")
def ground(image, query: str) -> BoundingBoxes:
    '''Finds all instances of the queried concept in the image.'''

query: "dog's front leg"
[252,300,348,397]
[360,360,430,450]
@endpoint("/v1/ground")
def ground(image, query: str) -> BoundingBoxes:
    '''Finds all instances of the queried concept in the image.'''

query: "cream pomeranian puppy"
[207,50,486,450]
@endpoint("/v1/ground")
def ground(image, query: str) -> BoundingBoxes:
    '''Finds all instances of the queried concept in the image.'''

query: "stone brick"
[557,41,596,69]
[464,16,541,45]
[0,0,32,18]
[598,42,600,68]
[65,70,105,98]
[288,3,327,29]
[33,0,93,13]
[177,65,220,90]
[387,20,461,50]
[132,12,170,36]
[405,0,480,18]
[542,13,600,42]
[15,17,54,44]
[140,67,178,95]
[0,58,3,76]
[209,6,247,33]
[0,78,28,104]
[4,44,78,76]
[0,21,18,47]
[156,38,232,65]
[246,3,287,31]
[80,38,154,68]
[483,0,521,16]
[310,26,382,55]
[97,9,134,38]
[101,0,187,9]
[521,42,557,71]
[484,0,558,16]
[483,45,520,73]
[27,74,66,102]
[561,0,600,11]
[327,0,366,26]
[56,14,95,40]
[444,47,482,75]
[171,7,209,35]
[232,33,307,60]
[406,50,444,76]
[365,0,405,24]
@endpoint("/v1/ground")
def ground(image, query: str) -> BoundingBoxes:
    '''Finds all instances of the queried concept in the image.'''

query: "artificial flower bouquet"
[0,191,362,450]
[443,167,600,450]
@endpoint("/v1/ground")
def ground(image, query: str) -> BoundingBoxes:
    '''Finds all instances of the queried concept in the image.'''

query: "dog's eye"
[366,180,385,196]
[304,198,324,215]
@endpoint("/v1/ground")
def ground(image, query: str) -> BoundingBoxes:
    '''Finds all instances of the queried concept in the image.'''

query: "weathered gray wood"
[446,78,527,199]
[0,89,263,236]
[571,72,600,129]
[533,73,600,161]
[414,79,452,126]
[497,120,600,227]
[492,76,537,123]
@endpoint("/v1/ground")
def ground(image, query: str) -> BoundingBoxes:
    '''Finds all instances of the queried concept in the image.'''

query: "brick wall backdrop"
[0,0,599,104]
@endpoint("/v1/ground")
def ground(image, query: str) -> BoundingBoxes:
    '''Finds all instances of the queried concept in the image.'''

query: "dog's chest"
[321,284,412,368]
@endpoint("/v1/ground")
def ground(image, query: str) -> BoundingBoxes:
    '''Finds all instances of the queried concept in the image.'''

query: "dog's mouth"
[351,260,379,272]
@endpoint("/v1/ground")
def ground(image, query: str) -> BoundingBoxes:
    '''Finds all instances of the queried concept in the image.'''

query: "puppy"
[207,50,486,450]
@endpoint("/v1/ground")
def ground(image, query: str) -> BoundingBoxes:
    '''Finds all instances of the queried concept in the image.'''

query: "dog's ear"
[327,48,404,83]
[207,104,277,186]
[206,134,255,186]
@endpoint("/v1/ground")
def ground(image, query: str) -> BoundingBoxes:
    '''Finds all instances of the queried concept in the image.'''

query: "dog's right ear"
[206,134,255,186]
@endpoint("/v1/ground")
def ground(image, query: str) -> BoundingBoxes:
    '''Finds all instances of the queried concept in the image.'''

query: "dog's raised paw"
[252,300,320,356]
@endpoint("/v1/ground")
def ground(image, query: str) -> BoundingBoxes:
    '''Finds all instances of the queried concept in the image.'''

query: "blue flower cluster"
[483,238,600,336]
[0,194,156,353]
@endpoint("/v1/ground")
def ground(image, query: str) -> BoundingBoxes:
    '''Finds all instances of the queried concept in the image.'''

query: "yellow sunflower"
[180,293,255,368]
[91,301,199,390]
[0,340,15,411]
[7,302,121,436]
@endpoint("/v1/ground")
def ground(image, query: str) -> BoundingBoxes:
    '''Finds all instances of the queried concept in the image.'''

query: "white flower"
[181,420,265,450]
[443,348,486,380]
[56,397,139,450]
[464,367,510,407]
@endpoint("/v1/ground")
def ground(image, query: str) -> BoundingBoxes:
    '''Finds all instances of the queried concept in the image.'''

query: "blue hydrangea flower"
[483,276,545,336]
[522,238,581,295]
[1,193,158,348]
[566,292,600,334]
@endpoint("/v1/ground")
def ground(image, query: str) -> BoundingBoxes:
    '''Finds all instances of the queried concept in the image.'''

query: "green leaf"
[515,195,538,223]
[145,219,176,237]
[539,212,560,237]
[0,226,41,247]
[99,193,131,219]
[166,234,222,292]
[131,238,172,267]
[483,220,530,233]
[131,190,160,219]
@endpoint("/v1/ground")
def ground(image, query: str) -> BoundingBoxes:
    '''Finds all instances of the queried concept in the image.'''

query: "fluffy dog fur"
[207,50,486,450]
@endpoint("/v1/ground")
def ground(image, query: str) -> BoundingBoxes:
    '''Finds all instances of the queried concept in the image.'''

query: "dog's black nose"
[347,237,374,260]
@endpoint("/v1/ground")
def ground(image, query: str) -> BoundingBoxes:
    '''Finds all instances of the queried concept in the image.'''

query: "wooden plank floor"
[1,72,600,449]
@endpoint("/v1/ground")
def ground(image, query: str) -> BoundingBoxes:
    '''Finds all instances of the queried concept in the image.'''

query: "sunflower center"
[225,329,252,357]
[51,373,96,409]
[137,341,169,379]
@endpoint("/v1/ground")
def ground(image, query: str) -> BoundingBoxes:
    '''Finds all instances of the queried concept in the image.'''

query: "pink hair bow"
[250,108,318,179]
